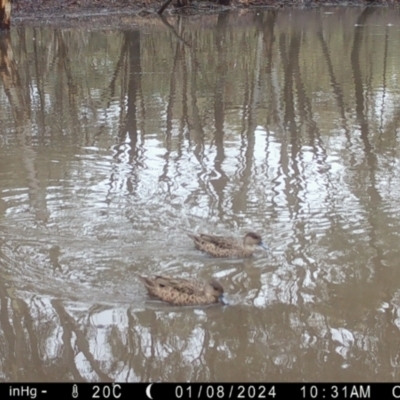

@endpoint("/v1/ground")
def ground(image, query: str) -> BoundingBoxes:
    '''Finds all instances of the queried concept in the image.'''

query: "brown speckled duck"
[188,231,268,258]
[138,275,227,306]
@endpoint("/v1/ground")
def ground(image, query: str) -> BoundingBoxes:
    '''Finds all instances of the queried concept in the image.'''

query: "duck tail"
[137,275,154,289]
[188,233,202,247]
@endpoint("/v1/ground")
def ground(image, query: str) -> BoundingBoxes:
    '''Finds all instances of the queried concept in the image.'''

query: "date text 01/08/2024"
[175,384,275,399]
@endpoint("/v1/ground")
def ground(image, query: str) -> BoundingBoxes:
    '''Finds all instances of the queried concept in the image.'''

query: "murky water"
[1,6,400,382]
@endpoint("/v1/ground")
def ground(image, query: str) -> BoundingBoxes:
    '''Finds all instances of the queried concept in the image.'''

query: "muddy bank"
[12,0,400,22]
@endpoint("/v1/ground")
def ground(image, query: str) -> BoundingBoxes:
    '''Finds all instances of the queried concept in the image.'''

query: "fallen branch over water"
[158,0,174,14]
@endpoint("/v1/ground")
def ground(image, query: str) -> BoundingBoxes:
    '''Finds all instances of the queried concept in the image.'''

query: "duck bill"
[259,241,269,251]
[219,294,229,305]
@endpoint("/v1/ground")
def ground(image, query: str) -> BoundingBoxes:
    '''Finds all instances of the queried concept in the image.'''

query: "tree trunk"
[0,0,11,31]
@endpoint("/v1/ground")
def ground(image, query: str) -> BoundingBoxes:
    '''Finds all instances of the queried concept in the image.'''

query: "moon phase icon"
[146,383,153,399]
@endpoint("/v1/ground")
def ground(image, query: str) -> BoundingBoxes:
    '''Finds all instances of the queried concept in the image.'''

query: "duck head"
[243,232,269,251]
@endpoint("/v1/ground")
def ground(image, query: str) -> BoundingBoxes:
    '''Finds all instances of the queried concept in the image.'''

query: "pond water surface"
[1,6,400,382]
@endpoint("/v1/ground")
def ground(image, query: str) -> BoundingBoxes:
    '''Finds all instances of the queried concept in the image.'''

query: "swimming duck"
[138,275,227,306]
[188,231,268,258]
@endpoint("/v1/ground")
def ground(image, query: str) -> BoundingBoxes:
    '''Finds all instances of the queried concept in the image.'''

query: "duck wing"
[199,234,237,249]
[154,275,200,295]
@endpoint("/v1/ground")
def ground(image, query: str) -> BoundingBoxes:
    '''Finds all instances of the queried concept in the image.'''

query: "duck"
[188,231,268,258]
[138,275,227,306]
